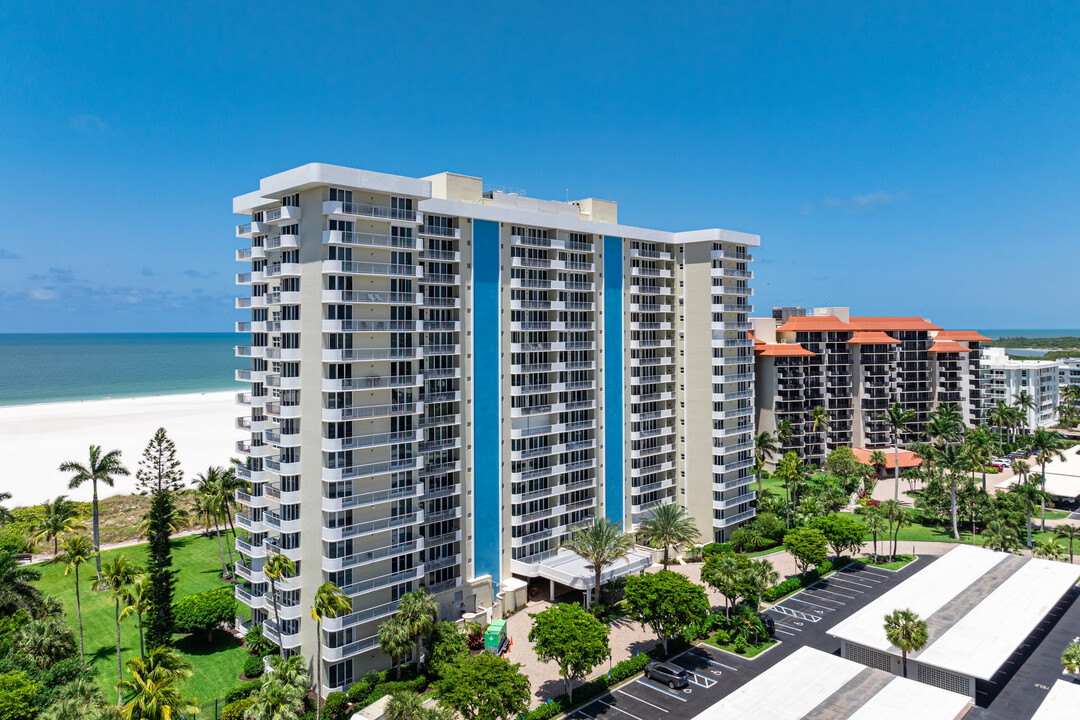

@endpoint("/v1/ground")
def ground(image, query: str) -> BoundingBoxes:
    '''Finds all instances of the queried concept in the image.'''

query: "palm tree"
[1056,523,1080,563]
[982,517,1022,554]
[311,582,352,720]
[883,608,928,678]
[398,588,440,668]
[0,491,12,526]
[101,554,140,705]
[808,406,831,460]
[562,516,634,607]
[59,445,130,583]
[987,401,1009,449]
[702,553,744,619]
[966,427,995,493]
[865,510,889,563]
[1010,471,1045,549]
[14,617,76,669]
[0,551,43,616]
[386,690,427,720]
[247,655,308,720]
[1030,429,1067,531]
[1034,538,1067,561]
[120,574,152,663]
[937,444,964,540]
[263,553,295,659]
[1014,390,1036,435]
[754,431,780,494]
[774,451,806,529]
[59,534,95,665]
[32,495,85,558]
[192,478,230,579]
[1063,642,1080,680]
[879,403,915,501]
[378,616,413,681]
[776,418,795,452]
[868,450,888,481]
[746,558,779,609]
[636,503,701,566]
[117,646,197,720]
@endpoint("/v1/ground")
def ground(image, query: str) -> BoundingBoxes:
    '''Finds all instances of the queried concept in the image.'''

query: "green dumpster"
[484,620,508,653]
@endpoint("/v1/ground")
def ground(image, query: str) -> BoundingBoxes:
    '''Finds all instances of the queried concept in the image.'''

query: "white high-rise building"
[232,164,758,692]
[982,347,1061,429]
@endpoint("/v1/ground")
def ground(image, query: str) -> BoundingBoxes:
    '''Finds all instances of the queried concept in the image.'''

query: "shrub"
[0,531,29,555]
[224,679,263,703]
[244,623,274,657]
[702,542,736,557]
[242,654,264,679]
[172,587,235,641]
[323,691,349,720]
[0,671,38,720]
[713,629,730,644]
[221,697,255,720]
[347,680,371,703]
[732,635,747,654]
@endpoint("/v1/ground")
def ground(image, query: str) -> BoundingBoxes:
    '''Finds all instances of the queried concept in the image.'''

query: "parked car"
[759,613,776,636]
[991,460,1008,470]
[645,661,689,689]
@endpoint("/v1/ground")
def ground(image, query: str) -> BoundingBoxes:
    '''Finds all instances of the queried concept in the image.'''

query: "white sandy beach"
[0,391,245,507]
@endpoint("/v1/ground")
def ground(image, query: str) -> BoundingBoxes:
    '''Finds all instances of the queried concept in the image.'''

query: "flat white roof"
[1030,679,1080,720]
[995,449,1080,498]
[514,548,653,589]
[829,545,1079,680]
[697,647,970,720]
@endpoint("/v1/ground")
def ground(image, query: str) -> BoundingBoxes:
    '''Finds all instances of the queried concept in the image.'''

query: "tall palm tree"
[1063,642,1080,680]
[1030,429,1067,531]
[1010,470,1045,549]
[987,401,1010,449]
[746,558,779,609]
[32,495,85,558]
[101,554,141,705]
[117,646,197,720]
[774,451,806,529]
[120,574,152,663]
[776,418,795,453]
[868,450,888,481]
[754,431,780,494]
[966,427,995,493]
[0,551,43,616]
[879,403,915,501]
[192,476,231,579]
[378,617,413,681]
[1056,523,1080,563]
[1034,538,1067,561]
[937,444,964,540]
[263,553,295,658]
[311,582,352,720]
[883,608,928,678]
[59,534,95,666]
[398,589,440,668]
[808,406,831,461]
[562,516,634,607]
[1014,390,1036,435]
[865,510,889,563]
[59,445,130,583]
[636,503,701,566]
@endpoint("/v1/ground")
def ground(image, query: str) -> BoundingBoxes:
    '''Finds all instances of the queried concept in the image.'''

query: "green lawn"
[852,554,917,571]
[841,511,1061,549]
[29,533,247,707]
[702,633,778,659]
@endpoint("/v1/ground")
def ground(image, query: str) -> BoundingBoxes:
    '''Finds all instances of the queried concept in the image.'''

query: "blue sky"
[1,1,1077,332]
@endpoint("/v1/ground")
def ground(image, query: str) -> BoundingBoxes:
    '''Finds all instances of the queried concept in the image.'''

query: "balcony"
[321,402,421,423]
[321,483,422,512]
[323,541,419,574]
[236,221,269,238]
[322,289,423,306]
[323,260,423,279]
[322,428,420,453]
[339,567,421,598]
[265,205,301,224]
[419,225,461,239]
[323,200,420,223]
[322,347,422,363]
[322,374,422,392]
[323,229,418,250]
[265,234,300,251]
[710,249,753,262]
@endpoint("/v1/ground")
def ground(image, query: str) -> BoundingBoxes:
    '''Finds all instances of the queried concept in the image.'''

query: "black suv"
[760,613,775,636]
[644,661,689,689]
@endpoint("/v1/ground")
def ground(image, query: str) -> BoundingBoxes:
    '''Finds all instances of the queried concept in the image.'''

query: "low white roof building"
[996,448,1080,499]
[827,545,1079,696]
[696,647,971,720]
[1030,679,1080,720]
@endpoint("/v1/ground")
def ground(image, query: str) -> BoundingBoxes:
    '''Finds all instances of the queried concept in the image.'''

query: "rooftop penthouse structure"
[232,163,758,690]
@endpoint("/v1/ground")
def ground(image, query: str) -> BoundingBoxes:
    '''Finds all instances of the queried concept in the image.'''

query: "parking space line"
[794,592,845,606]
[786,597,836,612]
[634,679,687,702]
[614,689,668,713]
[682,670,715,689]
[808,586,858,600]
[774,621,803,631]
[574,712,595,720]
[776,629,796,636]
[770,605,819,622]
[692,650,738,670]
[843,567,887,579]
[827,576,874,589]
[598,699,646,720]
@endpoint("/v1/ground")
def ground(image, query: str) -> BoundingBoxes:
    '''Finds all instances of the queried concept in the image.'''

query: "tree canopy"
[624,570,710,652]
[783,527,828,574]
[528,603,610,701]
[433,652,531,720]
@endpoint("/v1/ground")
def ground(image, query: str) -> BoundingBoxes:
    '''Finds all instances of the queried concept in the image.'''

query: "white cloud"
[30,288,58,301]
[71,114,108,132]
[801,190,911,215]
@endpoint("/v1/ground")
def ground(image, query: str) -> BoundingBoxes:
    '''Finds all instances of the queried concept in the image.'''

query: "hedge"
[172,587,236,641]
[221,697,255,720]
[242,653,264,679]
[323,691,349,719]
[224,679,263,703]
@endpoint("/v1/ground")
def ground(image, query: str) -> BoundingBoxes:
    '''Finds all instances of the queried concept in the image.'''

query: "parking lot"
[567,560,924,720]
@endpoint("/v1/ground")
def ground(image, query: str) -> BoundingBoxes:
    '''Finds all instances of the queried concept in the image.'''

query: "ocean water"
[0,333,243,407]
[979,329,1080,339]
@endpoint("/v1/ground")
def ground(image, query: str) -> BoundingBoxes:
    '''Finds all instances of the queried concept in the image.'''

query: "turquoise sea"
[0,333,243,407]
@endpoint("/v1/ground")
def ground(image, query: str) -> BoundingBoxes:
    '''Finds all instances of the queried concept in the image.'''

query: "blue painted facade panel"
[472,220,501,582]
[602,236,624,525]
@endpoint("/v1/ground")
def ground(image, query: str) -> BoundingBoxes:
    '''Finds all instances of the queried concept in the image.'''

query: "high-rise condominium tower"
[233,164,758,692]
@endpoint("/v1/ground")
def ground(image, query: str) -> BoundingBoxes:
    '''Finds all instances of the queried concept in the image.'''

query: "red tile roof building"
[753,308,985,465]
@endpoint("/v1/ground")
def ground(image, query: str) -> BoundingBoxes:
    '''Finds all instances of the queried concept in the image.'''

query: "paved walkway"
[27,527,207,564]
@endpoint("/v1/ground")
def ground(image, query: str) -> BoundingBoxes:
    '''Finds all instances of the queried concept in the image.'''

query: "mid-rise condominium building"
[752,307,987,465]
[982,347,1060,428]
[232,163,758,691]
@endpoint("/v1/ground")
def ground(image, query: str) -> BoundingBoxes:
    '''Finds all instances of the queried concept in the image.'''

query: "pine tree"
[137,427,184,648]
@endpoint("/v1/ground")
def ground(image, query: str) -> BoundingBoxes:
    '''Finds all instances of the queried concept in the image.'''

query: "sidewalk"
[27,527,206,564]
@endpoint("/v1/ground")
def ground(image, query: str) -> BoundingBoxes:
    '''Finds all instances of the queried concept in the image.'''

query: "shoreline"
[0,384,237,410]
[0,391,245,507]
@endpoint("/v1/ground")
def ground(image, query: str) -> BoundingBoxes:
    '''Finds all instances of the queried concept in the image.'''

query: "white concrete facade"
[982,347,1061,429]
[232,164,758,692]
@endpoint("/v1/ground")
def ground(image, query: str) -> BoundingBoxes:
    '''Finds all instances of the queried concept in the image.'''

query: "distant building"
[752,307,987,465]
[1058,358,1080,418]
[982,347,1061,428]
